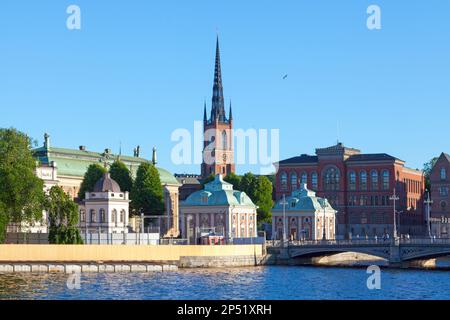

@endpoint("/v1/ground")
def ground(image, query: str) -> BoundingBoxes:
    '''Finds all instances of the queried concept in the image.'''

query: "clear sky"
[1,0,449,175]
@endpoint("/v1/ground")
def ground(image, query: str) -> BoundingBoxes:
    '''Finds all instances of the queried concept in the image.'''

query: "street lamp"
[390,188,400,239]
[322,206,327,241]
[280,194,288,246]
[424,190,433,239]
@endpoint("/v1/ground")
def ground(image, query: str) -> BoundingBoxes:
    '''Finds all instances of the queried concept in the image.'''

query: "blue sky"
[1,0,449,175]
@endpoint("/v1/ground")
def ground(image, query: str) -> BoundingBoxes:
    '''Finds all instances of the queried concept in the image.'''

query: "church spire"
[229,101,233,121]
[211,36,226,123]
[203,100,207,123]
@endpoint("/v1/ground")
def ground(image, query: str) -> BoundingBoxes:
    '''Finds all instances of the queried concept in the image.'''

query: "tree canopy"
[238,172,273,225]
[423,157,439,192]
[109,160,133,192]
[131,163,164,215]
[45,186,83,244]
[77,163,107,200]
[0,128,45,237]
[224,172,241,190]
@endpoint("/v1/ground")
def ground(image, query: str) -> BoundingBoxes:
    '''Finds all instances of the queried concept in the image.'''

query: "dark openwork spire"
[229,101,233,121]
[211,36,226,123]
[204,100,207,122]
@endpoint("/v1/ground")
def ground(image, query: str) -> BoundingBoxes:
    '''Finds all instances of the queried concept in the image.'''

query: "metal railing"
[267,237,450,247]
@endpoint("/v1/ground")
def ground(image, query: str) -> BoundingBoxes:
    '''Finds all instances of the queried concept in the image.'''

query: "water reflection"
[0,266,449,300]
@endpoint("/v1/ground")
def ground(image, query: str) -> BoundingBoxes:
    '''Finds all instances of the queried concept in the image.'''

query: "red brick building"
[429,153,450,237]
[275,143,425,239]
[201,37,235,178]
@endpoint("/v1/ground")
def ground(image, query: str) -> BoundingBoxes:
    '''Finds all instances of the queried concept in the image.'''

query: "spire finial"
[211,36,225,123]
[152,147,157,165]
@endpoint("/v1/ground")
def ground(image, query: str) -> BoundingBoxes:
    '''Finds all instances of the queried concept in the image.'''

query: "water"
[0,266,449,300]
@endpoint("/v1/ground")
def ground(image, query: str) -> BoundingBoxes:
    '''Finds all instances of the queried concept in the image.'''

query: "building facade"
[32,133,181,237]
[275,143,425,239]
[180,175,257,244]
[201,37,235,178]
[430,153,450,237]
[80,173,130,234]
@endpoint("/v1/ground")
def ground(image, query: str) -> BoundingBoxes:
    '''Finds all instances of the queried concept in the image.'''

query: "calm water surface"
[0,266,449,300]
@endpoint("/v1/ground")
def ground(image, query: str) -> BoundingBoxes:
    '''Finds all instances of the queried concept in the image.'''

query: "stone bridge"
[267,238,450,267]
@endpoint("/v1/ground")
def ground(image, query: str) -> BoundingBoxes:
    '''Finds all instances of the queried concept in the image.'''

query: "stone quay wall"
[0,244,264,273]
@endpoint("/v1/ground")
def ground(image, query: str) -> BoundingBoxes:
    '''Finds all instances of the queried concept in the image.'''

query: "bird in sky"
[283,74,288,80]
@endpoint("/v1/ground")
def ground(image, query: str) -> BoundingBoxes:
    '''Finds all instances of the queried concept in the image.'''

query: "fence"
[6,233,161,245]
[82,233,161,245]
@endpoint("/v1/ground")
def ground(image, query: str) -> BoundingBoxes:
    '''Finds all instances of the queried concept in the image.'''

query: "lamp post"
[390,188,400,239]
[322,206,327,241]
[84,210,88,245]
[424,190,433,239]
[280,194,288,246]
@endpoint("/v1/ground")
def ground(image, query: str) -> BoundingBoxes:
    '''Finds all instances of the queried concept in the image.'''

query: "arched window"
[222,130,227,150]
[382,170,390,190]
[301,172,308,186]
[311,172,318,190]
[323,167,340,191]
[90,209,96,223]
[120,210,126,223]
[360,171,367,190]
[99,209,106,223]
[80,210,86,223]
[441,168,447,181]
[348,171,356,190]
[280,172,288,190]
[371,170,379,190]
[290,173,298,190]
[112,209,117,224]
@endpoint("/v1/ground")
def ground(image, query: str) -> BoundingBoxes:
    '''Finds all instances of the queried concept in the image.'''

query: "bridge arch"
[401,247,450,262]
[289,247,390,261]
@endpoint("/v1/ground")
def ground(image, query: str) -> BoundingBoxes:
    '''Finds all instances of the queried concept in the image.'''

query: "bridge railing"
[400,238,450,245]
[266,239,390,247]
[266,238,450,247]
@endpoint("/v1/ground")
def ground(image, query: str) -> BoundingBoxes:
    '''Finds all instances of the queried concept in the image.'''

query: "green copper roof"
[273,184,336,212]
[32,146,180,186]
[181,175,256,207]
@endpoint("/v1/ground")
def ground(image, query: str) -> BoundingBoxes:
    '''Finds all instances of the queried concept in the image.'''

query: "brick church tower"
[201,37,235,178]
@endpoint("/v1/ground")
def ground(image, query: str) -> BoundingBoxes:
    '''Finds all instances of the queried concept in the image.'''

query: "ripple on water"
[0,266,449,300]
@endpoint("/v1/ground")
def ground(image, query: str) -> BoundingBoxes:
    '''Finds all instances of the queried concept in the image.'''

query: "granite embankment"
[0,244,265,273]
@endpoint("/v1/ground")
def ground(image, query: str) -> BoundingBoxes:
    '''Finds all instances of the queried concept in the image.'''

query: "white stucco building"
[272,184,337,241]
[180,174,258,244]
[79,173,130,234]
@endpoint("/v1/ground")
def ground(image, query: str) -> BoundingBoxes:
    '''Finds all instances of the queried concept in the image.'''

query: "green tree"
[45,186,83,244]
[78,163,107,200]
[239,172,274,225]
[0,201,7,243]
[0,128,45,238]
[423,157,439,192]
[201,174,215,186]
[131,163,164,215]
[253,176,274,224]
[224,172,241,190]
[109,160,133,192]
[239,172,258,199]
